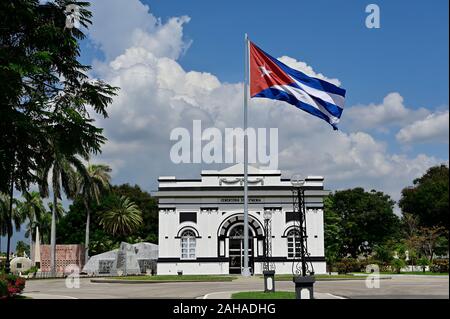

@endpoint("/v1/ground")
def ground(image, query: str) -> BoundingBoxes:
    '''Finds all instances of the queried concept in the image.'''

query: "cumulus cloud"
[342,92,430,131]
[278,56,341,87]
[396,111,449,144]
[88,0,191,60]
[85,0,445,204]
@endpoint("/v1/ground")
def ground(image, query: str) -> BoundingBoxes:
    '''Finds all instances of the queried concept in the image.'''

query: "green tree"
[399,165,449,229]
[75,163,111,260]
[38,140,85,276]
[15,240,29,257]
[99,195,143,237]
[327,188,400,258]
[0,0,117,194]
[111,184,158,243]
[0,193,23,265]
[0,0,117,273]
[57,183,158,255]
[17,191,46,257]
[323,196,343,272]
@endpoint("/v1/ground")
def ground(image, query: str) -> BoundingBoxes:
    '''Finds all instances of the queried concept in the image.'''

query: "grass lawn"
[232,291,295,299]
[109,275,238,282]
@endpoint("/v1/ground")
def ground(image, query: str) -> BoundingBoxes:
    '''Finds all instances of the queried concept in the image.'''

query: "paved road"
[23,275,449,299]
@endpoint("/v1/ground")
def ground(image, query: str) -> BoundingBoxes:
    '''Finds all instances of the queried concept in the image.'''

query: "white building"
[156,164,328,275]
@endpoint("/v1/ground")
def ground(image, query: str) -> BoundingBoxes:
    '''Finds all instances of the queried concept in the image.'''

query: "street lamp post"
[291,175,315,300]
[263,210,275,293]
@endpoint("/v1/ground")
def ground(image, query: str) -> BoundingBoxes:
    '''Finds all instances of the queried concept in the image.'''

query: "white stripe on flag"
[291,78,345,109]
[272,84,340,124]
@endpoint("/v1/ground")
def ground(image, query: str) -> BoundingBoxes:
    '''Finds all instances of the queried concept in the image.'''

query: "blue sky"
[3,0,448,252]
[79,0,449,158]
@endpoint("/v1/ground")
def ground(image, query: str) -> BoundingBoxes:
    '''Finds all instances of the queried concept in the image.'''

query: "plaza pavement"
[22,275,449,299]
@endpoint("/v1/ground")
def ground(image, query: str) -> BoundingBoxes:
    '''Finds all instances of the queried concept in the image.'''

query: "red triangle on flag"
[249,41,294,97]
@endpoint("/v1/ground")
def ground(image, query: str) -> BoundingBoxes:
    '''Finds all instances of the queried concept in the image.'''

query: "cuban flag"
[249,41,346,130]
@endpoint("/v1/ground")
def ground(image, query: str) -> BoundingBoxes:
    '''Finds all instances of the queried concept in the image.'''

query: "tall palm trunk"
[84,198,90,262]
[29,220,34,261]
[5,177,14,273]
[50,194,57,276]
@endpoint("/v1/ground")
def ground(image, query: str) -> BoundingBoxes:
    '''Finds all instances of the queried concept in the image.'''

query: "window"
[285,212,299,223]
[180,212,197,224]
[287,229,301,259]
[181,230,196,259]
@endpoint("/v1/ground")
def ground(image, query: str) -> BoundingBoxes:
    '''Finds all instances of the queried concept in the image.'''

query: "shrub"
[430,259,449,273]
[390,258,406,274]
[0,274,26,299]
[417,257,430,272]
[335,258,360,274]
[23,266,39,275]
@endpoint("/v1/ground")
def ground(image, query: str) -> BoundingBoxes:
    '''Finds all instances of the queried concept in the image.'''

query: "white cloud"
[86,0,446,204]
[343,92,430,131]
[396,111,449,144]
[277,56,341,87]
[88,0,191,61]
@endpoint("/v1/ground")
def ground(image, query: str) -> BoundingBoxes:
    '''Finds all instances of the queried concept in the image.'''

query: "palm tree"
[75,163,111,261]
[17,191,47,259]
[99,195,143,237]
[0,193,23,264]
[38,142,87,276]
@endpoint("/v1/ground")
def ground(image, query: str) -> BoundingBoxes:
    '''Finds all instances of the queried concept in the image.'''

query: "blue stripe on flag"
[254,87,339,130]
[256,46,346,98]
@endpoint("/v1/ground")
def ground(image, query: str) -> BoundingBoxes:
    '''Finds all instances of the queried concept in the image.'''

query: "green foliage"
[324,196,342,270]
[57,183,158,255]
[373,244,394,265]
[22,266,38,275]
[15,241,29,257]
[0,0,118,194]
[325,188,400,258]
[99,195,143,236]
[0,273,26,298]
[430,259,449,273]
[390,258,406,274]
[399,165,449,229]
[334,258,361,274]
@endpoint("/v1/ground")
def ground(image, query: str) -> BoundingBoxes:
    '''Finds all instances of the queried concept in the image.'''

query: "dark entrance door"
[228,225,254,274]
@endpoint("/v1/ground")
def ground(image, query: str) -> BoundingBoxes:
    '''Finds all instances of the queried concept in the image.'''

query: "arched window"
[181,229,196,260]
[287,229,301,259]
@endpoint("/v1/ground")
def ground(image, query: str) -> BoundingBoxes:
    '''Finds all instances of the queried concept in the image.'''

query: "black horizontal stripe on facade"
[201,173,281,176]
[158,257,229,263]
[158,203,324,208]
[157,186,324,191]
[157,256,326,263]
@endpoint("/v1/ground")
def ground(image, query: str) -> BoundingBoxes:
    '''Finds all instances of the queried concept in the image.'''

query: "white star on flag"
[259,65,272,77]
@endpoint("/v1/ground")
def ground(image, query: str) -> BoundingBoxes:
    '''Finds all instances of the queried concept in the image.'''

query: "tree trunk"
[29,220,34,260]
[5,177,14,273]
[50,194,57,276]
[84,197,90,264]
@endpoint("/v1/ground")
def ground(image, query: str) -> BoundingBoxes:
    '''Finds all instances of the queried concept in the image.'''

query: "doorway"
[228,224,254,274]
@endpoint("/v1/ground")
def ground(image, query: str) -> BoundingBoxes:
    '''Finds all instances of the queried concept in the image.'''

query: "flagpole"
[242,33,251,277]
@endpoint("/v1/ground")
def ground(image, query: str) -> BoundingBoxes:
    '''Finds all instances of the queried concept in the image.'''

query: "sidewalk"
[200,290,346,299]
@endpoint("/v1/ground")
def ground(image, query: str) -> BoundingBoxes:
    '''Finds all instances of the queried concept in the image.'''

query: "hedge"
[430,259,449,273]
